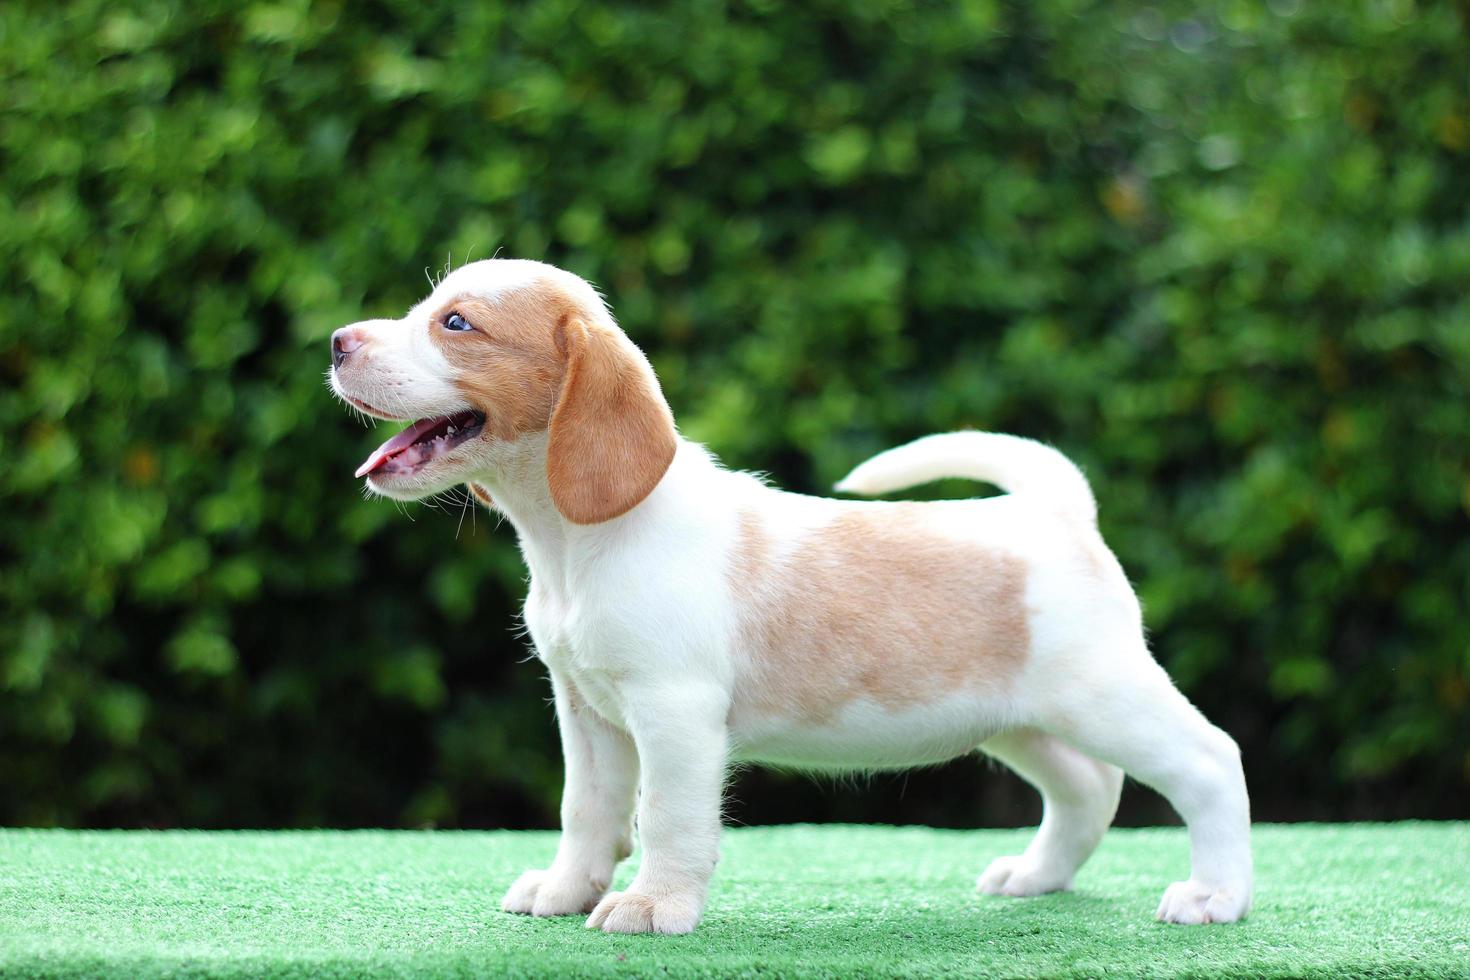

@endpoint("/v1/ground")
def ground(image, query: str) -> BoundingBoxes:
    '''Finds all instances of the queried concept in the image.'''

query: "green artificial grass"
[1,824,1466,978]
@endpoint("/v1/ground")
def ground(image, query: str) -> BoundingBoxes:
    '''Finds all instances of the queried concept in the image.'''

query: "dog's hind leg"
[977,728,1123,896]
[1042,652,1253,924]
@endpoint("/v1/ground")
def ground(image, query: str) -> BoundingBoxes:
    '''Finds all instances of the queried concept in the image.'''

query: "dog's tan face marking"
[428,281,573,442]
[730,506,1030,722]
[427,276,676,523]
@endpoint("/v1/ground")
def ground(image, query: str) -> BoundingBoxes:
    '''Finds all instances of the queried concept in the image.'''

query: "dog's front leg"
[502,666,638,916]
[585,681,727,935]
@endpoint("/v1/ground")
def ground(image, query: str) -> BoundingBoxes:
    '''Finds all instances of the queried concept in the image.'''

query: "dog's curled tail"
[833,431,1097,523]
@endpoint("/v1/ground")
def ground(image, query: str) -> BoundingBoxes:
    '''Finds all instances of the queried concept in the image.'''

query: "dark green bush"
[2,0,1466,828]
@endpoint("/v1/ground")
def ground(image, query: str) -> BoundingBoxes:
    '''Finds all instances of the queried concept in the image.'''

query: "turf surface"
[1,824,1466,978]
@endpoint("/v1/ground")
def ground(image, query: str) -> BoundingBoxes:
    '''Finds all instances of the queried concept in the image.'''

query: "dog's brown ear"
[466,482,495,509]
[547,316,676,524]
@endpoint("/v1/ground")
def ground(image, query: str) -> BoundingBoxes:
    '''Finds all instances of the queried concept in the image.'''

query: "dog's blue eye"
[444,312,472,332]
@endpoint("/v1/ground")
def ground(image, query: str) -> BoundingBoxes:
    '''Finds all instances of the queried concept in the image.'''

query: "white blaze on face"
[328,315,457,421]
[384,306,462,413]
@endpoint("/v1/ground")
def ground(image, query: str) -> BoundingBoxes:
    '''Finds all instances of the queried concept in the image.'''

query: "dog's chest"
[523,585,635,730]
[541,647,632,732]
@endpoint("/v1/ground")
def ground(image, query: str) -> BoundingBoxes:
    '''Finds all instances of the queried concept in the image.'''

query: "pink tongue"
[355,417,444,478]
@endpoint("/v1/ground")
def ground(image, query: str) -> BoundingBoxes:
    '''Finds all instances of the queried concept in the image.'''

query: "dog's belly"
[729,695,1007,772]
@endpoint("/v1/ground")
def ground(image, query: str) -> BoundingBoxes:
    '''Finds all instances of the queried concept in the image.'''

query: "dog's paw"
[585,889,702,934]
[1155,879,1251,924]
[976,855,1072,897]
[501,868,606,917]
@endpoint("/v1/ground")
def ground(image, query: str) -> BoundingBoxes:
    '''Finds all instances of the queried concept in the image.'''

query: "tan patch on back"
[729,505,1029,723]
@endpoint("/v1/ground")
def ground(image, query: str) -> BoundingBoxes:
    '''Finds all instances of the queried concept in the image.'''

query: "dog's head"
[329,259,676,523]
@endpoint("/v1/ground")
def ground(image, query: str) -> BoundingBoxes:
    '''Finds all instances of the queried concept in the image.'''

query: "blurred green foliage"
[2,0,1467,828]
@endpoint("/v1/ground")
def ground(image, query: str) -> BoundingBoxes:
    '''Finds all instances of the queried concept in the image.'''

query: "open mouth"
[355,410,486,479]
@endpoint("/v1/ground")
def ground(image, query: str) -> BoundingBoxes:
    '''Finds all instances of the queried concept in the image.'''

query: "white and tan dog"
[329,258,1252,934]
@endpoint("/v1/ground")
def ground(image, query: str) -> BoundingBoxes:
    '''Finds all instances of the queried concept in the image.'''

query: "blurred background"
[2,0,1467,830]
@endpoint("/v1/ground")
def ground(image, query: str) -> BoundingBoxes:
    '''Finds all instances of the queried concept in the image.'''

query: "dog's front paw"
[501,868,607,917]
[1155,879,1250,924]
[585,889,702,934]
[976,854,1072,897]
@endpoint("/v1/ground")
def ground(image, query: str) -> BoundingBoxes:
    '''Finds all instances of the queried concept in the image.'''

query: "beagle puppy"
[329,259,1252,933]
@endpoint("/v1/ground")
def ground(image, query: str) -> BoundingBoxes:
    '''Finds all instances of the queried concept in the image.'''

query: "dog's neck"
[469,432,713,601]
[467,430,572,588]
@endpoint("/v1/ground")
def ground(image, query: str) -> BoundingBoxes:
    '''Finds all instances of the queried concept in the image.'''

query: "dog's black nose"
[331,328,364,370]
